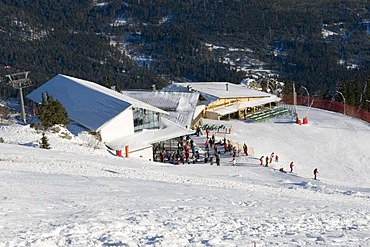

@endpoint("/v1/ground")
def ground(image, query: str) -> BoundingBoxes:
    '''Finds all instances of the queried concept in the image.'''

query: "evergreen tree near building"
[38,92,69,129]
[115,83,121,93]
[40,132,50,149]
[106,74,112,89]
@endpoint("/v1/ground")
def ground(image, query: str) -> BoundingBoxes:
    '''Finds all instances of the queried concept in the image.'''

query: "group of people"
[204,134,245,166]
[154,128,245,167]
[259,153,320,180]
[154,135,203,165]
[259,152,279,167]
[277,161,293,173]
[203,126,321,179]
[156,126,321,179]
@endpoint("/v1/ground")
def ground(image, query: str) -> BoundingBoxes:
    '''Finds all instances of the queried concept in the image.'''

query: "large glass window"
[132,107,160,132]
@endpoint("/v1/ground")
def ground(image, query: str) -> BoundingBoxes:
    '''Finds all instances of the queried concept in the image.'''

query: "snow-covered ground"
[0,106,369,246]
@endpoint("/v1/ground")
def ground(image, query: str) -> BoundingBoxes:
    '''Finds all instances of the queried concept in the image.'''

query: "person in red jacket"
[205,140,209,150]
[289,161,294,173]
[259,156,264,165]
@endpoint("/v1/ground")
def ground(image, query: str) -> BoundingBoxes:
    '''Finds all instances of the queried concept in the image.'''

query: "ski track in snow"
[1,149,370,246]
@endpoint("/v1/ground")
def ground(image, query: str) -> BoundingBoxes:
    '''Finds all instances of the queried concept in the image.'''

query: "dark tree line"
[1,0,370,109]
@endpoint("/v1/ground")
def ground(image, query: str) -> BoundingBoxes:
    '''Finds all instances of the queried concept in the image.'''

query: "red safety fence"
[282,95,370,124]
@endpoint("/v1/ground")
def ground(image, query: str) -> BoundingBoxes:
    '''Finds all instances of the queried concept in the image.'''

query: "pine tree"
[106,74,112,89]
[40,132,50,149]
[115,84,122,93]
[38,92,69,129]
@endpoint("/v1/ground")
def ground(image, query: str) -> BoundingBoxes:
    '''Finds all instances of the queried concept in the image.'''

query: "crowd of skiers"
[154,135,201,165]
[154,128,248,166]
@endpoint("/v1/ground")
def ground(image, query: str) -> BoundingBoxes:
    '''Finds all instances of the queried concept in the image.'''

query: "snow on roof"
[161,83,191,93]
[209,104,241,116]
[27,74,167,131]
[122,91,200,128]
[106,118,194,151]
[169,82,272,99]
[209,95,281,115]
[193,105,206,120]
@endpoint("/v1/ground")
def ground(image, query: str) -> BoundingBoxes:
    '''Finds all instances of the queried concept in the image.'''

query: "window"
[132,107,160,132]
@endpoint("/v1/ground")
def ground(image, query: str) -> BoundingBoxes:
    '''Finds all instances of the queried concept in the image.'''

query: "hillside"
[1,0,370,103]
[0,106,369,246]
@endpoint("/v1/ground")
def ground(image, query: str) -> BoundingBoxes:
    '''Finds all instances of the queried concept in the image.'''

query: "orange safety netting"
[282,95,370,124]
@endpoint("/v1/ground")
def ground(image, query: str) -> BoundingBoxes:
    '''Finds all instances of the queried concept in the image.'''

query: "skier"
[230,157,236,166]
[211,134,216,144]
[279,167,287,173]
[209,156,214,165]
[224,142,228,154]
[180,153,185,165]
[195,126,201,136]
[243,143,248,156]
[259,156,264,166]
[313,168,319,180]
[270,152,274,163]
[289,161,294,173]
[275,154,279,162]
[185,149,190,164]
[232,146,237,157]
[159,151,164,163]
[205,140,209,150]
[216,152,221,166]
[265,156,269,166]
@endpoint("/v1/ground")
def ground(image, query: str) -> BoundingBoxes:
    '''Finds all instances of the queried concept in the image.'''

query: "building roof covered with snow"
[27,74,167,131]
[165,82,271,104]
[163,81,281,120]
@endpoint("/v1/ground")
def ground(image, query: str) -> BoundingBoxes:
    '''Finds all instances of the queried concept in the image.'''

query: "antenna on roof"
[5,71,33,124]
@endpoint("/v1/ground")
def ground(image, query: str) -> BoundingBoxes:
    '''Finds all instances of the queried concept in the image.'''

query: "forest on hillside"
[1,0,370,109]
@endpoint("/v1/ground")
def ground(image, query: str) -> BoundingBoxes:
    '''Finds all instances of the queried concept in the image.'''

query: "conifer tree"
[40,132,50,149]
[106,74,112,89]
[115,84,122,93]
[38,92,69,129]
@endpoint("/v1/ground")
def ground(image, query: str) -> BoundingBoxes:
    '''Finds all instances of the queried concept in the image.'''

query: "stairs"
[246,107,290,122]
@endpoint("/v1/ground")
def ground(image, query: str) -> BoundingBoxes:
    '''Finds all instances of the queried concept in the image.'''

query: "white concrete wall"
[99,108,134,143]
[128,146,154,161]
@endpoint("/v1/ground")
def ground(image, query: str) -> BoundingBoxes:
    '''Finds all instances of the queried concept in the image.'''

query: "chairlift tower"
[5,71,33,123]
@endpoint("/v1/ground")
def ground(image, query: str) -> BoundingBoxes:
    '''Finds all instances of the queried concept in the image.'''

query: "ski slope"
[0,105,369,246]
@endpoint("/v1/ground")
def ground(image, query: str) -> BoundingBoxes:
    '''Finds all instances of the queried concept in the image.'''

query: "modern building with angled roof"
[121,90,200,129]
[163,82,281,120]
[27,74,192,160]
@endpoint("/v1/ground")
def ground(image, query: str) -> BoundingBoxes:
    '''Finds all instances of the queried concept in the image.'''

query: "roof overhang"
[208,95,281,116]
[105,118,194,151]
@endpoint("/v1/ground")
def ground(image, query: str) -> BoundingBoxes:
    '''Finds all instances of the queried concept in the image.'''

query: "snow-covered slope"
[0,106,369,246]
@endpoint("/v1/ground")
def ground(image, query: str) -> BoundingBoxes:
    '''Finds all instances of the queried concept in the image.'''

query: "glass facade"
[132,107,160,132]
